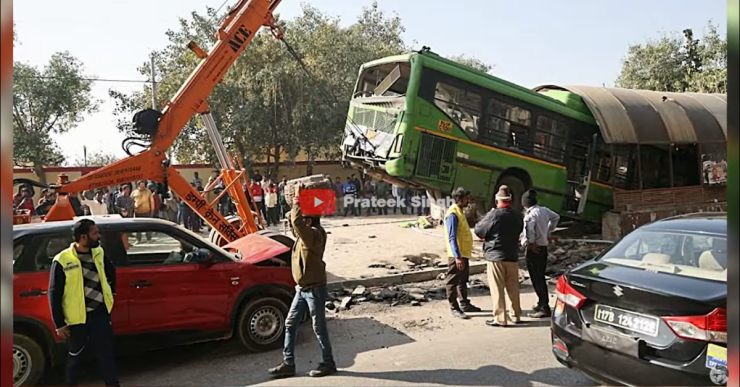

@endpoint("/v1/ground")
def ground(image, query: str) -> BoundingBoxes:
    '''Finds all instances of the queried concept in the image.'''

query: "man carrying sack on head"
[444,187,482,319]
[474,185,524,327]
[269,184,337,379]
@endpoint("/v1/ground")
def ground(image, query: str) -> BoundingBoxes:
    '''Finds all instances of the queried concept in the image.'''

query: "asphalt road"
[58,285,595,386]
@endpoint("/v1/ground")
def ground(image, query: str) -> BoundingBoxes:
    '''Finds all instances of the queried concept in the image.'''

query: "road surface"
[61,283,595,386]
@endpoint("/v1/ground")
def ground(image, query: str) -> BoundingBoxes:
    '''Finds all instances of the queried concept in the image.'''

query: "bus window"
[593,140,612,184]
[614,145,640,190]
[484,98,531,149]
[534,115,567,163]
[672,144,700,187]
[433,82,481,140]
[355,62,410,98]
[641,144,671,189]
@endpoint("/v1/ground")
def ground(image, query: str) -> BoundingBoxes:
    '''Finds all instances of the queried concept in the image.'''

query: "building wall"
[602,185,728,240]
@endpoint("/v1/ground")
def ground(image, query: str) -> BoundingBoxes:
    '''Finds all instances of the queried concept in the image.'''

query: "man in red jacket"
[249,180,267,222]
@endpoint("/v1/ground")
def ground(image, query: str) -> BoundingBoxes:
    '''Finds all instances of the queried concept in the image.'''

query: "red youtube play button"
[298,188,336,216]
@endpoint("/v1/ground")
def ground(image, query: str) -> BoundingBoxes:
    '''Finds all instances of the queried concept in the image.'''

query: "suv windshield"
[598,229,727,282]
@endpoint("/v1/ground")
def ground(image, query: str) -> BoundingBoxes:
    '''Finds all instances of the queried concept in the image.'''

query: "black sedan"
[551,214,727,386]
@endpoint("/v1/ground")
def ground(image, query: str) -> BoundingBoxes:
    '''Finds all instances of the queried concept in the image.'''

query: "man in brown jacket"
[269,186,336,378]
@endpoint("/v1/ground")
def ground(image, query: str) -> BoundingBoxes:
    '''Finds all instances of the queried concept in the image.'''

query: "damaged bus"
[341,48,726,233]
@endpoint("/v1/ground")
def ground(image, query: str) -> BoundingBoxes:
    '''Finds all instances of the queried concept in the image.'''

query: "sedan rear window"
[598,230,727,282]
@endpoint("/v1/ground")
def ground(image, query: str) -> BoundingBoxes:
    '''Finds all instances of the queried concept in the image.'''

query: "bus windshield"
[354,62,411,98]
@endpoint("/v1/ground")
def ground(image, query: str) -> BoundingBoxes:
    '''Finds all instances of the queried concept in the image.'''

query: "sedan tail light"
[555,275,587,309]
[662,308,727,343]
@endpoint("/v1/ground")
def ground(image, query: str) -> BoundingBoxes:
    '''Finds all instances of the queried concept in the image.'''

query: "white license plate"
[594,304,660,337]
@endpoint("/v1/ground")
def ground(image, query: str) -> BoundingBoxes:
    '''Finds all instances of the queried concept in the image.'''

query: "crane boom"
[43,0,284,244]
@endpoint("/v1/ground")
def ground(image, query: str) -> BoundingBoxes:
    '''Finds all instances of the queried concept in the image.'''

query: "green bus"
[341,48,613,222]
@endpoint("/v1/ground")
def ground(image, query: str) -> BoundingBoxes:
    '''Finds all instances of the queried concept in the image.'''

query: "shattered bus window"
[355,62,411,97]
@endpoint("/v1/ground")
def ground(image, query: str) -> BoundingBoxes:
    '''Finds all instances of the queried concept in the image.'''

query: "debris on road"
[400,216,436,229]
[469,278,489,290]
[543,239,613,275]
[352,285,366,296]
[330,277,482,311]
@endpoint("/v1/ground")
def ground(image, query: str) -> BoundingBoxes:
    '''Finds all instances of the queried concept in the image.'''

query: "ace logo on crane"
[228,26,253,53]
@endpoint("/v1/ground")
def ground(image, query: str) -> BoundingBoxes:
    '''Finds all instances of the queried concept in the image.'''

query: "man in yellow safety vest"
[48,219,119,386]
[444,187,482,319]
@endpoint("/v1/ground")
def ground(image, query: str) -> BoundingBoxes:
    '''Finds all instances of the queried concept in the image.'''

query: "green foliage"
[109,3,486,175]
[448,54,494,74]
[13,51,99,181]
[616,22,726,93]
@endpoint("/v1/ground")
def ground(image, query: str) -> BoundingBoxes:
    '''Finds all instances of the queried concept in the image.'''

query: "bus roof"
[360,51,598,125]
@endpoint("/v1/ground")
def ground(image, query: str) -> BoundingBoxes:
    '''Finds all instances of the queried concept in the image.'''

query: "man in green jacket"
[269,186,336,378]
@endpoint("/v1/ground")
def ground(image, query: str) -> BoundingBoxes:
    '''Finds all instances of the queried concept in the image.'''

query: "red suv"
[12,216,295,386]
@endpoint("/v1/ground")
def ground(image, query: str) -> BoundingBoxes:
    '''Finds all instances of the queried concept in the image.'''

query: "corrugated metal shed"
[534,85,726,144]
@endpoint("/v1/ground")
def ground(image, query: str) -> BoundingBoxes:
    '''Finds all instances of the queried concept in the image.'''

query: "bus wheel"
[497,175,526,212]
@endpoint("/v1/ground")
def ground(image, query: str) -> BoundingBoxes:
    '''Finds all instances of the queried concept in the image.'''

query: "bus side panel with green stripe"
[346,51,613,223]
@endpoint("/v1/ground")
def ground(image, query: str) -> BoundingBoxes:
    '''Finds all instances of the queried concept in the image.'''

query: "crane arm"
[57,0,282,197]
[43,0,284,243]
[153,0,281,151]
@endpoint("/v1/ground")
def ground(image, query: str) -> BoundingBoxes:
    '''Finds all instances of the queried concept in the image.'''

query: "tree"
[616,22,726,93]
[449,54,494,74]
[108,2,490,176]
[13,51,99,182]
[109,3,408,175]
[72,150,120,167]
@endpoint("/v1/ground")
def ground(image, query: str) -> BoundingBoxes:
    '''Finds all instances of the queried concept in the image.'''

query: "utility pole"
[150,52,158,109]
[83,146,87,167]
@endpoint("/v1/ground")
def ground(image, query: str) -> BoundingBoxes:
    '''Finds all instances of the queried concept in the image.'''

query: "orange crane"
[40,0,285,244]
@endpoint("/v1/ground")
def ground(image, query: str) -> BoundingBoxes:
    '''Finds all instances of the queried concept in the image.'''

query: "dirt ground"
[268,214,486,282]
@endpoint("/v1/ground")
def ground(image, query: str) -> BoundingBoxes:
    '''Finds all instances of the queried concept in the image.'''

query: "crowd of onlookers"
[13,169,430,232]
[330,173,431,217]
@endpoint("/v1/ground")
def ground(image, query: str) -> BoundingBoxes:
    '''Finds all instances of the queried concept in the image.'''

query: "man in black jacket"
[474,185,524,327]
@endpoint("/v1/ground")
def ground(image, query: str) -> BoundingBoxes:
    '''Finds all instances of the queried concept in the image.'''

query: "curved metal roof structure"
[534,85,726,144]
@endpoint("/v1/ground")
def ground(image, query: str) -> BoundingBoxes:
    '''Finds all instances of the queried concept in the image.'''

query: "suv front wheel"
[13,333,46,387]
[236,297,289,352]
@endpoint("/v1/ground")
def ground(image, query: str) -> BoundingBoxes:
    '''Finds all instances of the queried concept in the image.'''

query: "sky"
[13,0,727,164]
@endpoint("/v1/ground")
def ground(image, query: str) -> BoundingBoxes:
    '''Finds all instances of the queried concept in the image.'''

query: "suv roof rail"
[659,212,727,222]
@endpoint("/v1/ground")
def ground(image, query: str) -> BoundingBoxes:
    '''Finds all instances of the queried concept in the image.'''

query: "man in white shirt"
[84,190,109,215]
[520,189,560,318]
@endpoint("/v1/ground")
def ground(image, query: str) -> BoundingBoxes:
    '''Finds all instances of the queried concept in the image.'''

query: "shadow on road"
[47,316,413,386]
[341,364,596,386]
